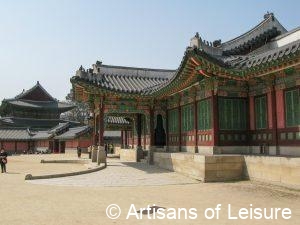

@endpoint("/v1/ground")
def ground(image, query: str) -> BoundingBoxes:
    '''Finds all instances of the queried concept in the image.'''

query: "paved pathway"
[28,159,199,187]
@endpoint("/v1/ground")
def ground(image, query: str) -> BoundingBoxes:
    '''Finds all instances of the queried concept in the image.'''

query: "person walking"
[0,148,8,173]
[104,144,108,156]
[77,146,81,158]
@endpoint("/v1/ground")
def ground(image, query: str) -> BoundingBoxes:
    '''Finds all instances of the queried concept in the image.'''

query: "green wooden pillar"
[212,92,219,146]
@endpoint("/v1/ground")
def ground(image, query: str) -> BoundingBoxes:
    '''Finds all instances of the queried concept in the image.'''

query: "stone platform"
[153,152,300,189]
[28,159,198,187]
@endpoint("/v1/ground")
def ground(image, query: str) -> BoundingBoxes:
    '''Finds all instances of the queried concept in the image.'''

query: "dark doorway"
[154,114,166,146]
[60,141,65,153]
[49,141,53,153]
[54,140,59,153]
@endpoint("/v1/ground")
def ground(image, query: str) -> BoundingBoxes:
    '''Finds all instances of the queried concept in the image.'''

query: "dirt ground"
[0,154,299,225]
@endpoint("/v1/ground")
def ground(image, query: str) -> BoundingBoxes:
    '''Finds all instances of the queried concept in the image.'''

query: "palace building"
[72,13,299,160]
[0,82,92,153]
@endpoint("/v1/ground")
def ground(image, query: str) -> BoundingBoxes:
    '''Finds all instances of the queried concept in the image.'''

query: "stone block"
[91,146,98,162]
[97,146,106,165]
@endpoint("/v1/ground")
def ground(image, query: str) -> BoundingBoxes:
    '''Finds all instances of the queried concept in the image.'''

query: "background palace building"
[0,82,91,153]
[72,13,299,160]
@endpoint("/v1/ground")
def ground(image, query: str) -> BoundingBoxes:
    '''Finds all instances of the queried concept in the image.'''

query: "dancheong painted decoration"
[68,13,299,157]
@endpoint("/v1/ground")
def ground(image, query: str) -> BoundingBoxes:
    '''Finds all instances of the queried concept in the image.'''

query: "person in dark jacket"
[0,148,8,173]
[77,146,82,158]
[104,144,108,156]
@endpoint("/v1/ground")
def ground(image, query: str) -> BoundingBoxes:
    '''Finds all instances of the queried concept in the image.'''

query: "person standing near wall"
[0,148,8,173]
[104,144,108,156]
[77,146,81,158]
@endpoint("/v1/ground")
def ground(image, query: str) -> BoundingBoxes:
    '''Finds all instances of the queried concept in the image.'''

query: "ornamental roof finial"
[264,11,274,20]
[190,32,201,49]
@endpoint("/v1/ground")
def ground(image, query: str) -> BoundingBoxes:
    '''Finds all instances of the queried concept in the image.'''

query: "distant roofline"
[0,116,80,123]
[67,125,89,131]
[14,81,56,101]
[5,99,71,104]
[99,64,176,73]
[0,127,29,131]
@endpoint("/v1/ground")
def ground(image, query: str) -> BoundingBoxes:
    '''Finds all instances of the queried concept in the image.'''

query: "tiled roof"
[105,116,130,125]
[98,64,175,79]
[189,15,300,71]
[48,122,69,134]
[74,64,176,95]
[221,13,287,55]
[0,117,80,129]
[225,39,300,69]
[7,100,74,111]
[71,13,299,97]
[3,81,74,112]
[14,81,56,101]
[31,130,53,140]
[0,129,32,141]
[54,126,90,140]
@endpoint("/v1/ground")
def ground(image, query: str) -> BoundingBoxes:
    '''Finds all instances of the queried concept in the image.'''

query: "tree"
[60,89,90,124]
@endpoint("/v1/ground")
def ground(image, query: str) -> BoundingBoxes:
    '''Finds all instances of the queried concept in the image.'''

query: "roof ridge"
[271,26,300,41]
[100,64,176,72]
[11,99,57,103]
[14,81,56,101]
[105,72,169,80]
[221,13,287,47]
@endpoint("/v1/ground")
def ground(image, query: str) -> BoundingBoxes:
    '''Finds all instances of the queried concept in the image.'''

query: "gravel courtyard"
[0,154,299,225]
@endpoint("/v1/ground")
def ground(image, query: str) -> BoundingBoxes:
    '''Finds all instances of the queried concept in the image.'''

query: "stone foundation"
[215,146,250,154]
[244,155,300,189]
[167,146,180,152]
[197,145,300,156]
[120,149,141,162]
[181,146,197,153]
[153,152,243,182]
[114,147,121,155]
[278,146,300,156]
[153,152,300,189]
[197,146,214,155]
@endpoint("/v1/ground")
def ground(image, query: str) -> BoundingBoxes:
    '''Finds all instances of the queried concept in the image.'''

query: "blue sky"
[0,0,299,101]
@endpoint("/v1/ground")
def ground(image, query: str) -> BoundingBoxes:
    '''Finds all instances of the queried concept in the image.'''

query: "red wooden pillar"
[211,92,219,146]
[143,115,147,149]
[98,97,105,147]
[267,88,278,146]
[271,86,279,152]
[91,104,97,146]
[14,141,17,154]
[137,114,142,147]
[249,96,255,131]
[132,125,135,148]
[275,89,285,129]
